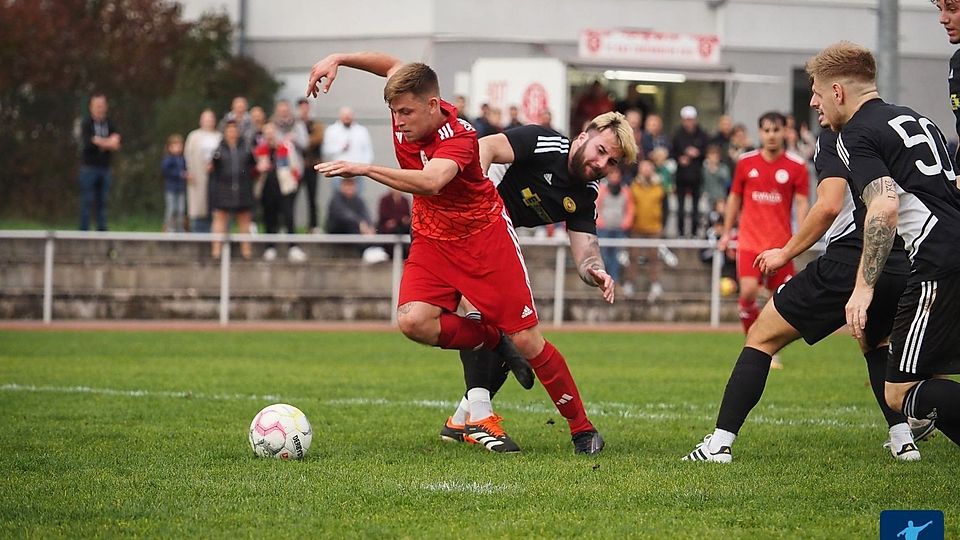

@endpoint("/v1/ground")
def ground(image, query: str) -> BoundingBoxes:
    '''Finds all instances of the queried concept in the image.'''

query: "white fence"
[1,230,819,327]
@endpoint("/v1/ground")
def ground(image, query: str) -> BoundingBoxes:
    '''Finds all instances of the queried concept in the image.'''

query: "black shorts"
[773,257,907,348]
[887,273,960,383]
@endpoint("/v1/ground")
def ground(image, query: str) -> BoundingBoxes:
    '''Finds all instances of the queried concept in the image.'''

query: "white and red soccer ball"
[248,403,313,460]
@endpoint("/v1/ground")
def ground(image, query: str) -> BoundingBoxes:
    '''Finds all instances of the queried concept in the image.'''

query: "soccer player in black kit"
[683,122,929,463]
[809,41,960,448]
[933,0,960,164]
[440,112,638,454]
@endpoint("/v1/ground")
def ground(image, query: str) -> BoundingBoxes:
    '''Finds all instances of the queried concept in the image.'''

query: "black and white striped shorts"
[887,273,960,382]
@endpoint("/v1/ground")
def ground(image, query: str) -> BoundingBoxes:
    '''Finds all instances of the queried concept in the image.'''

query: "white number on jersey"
[887,115,957,181]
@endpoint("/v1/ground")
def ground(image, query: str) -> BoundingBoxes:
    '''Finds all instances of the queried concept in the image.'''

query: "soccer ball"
[248,403,313,460]
[719,276,738,297]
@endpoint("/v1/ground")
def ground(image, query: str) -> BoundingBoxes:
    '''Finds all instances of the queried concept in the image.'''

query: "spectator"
[376,188,411,235]
[78,93,121,231]
[472,103,494,137]
[272,99,308,153]
[625,159,667,301]
[648,147,675,235]
[209,121,256,260]
[594,167,634,286]
[702,144,731,212]
[711,114,735,170]
[184,109,221,233]
[322,106,374,192]
[454,95,470,122]
[506,105,523,129]
[248,106,266,148]
[640,112,670,156]
[538,109,557,133]
[327,177,374,235]
[727,122,755,164]
[486,107,504,134]
[620,109,646,184]
[671,105,709,237]
[218,96,254,143]
[161,134,187,233]
[297,97,325,234]
[255,122,306,263]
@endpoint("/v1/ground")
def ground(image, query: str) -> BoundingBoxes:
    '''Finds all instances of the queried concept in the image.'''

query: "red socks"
[738,297,760,333]
[437,313,501,351]
[529,340,594,435]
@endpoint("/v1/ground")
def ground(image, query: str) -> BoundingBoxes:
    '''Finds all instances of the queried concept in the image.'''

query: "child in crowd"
[702,144,731,218]
[161,134,187,232]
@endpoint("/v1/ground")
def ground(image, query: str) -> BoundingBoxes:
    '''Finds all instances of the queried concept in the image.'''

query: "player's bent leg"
[862,342,921,459]
[396,301,444,345]
[511,326,602,454]
[737,276,762,334]
[897,378,960,446]
[685,302,799,463]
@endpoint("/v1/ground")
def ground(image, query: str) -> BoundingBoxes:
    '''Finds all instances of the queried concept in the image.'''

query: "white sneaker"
[883,440,921,461]
[262,247,277,261]
[658,244,679,268]
[288,246,307,263]
[647,281,663,302]
[682,434,732,463]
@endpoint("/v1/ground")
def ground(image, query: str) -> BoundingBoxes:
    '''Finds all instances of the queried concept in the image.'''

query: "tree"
[0,1,279,224]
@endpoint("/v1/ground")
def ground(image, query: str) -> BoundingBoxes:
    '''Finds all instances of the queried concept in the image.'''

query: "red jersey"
[730,149,809,252]
[392,100,502,240]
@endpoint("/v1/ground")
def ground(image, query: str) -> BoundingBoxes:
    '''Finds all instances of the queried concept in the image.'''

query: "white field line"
[419,481,507,494]
[0,383,884,429]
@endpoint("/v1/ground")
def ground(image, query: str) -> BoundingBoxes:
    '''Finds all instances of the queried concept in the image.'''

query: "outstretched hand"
[315,160,369,178]
[306,55,341,98]
[588,267,615,304]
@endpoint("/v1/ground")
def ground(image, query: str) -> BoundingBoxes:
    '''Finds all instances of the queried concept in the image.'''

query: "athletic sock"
[451,397,469,426]
[529,340,593,434]
[902,378,960,446]
[716,347,772,435]
[738,298,760,333]
[466,387,493,423]
[864,348,908,427]
[437,312,500,350]
[709,428,736,452]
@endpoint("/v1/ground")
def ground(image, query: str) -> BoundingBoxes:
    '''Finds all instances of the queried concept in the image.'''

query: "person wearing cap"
[671,105,709,237]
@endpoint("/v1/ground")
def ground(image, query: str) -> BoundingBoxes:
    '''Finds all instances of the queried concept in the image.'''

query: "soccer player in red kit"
[307,52,606,454]
[720,112,809,361]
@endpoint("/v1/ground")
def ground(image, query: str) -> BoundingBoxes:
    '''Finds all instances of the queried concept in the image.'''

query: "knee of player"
[507,327,545,358]
[884,384,906,413]
[397,308,433,343]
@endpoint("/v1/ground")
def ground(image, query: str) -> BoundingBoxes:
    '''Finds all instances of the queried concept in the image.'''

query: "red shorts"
[737,249,794,291]
[398,213,539,334]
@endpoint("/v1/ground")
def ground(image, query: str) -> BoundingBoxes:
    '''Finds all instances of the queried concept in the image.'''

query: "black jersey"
[837,98,960,280]
[949,49,960,162]
[815,130,910,274]
[487,125,599,234]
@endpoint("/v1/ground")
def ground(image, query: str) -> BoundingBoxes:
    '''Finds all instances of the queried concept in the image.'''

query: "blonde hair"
[805,41,877,85]
[383,63,440,104]
[586,111,639,165]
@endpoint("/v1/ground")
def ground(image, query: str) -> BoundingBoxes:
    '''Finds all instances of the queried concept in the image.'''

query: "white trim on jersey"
[437,123,455,140]
[500,209,537,312]
[824,185,857,245]
[534,135,569,155]
[836,134,851,170]
[738,149,760,160]
[784,151,806,165]
[587,181,600,194]
[893,184,939,263]
[487,163,510,188]
[900,280,937,374]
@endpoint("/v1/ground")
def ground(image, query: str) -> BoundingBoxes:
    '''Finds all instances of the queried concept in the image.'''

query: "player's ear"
[427,96,440,113]
[832,82,844,104]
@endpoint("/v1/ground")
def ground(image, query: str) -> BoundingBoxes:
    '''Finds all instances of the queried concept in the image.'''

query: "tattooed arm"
[846,176,899,340]
[569,230,615,303]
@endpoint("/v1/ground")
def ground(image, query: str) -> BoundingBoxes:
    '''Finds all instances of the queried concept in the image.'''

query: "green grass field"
[1,330,956,538]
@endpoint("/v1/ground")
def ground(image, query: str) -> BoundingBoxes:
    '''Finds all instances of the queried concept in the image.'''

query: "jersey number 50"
[888,115,957,181]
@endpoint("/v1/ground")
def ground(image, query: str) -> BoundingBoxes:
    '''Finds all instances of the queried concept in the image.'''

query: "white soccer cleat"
[908,417,937,442]
[883,440,921,461]
[682,434,732,463]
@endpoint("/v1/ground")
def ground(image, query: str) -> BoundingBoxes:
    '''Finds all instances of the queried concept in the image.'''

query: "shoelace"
[472,414,506,437]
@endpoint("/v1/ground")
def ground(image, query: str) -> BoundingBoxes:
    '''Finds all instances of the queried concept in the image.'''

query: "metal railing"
[2,230,822,327]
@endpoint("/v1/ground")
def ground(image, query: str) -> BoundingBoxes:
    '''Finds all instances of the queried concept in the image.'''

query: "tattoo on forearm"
[861,177,897,206]
[860,211,896,287]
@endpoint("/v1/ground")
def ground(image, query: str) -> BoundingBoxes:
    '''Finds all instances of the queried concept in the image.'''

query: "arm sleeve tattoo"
[859,177,898,287]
